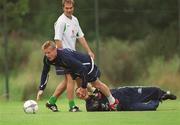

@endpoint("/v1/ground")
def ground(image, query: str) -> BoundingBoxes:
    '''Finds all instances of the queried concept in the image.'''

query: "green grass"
[0,99,180,125]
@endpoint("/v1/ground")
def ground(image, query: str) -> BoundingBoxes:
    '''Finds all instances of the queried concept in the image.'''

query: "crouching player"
[77,86,177,111]
[36,41,119,111]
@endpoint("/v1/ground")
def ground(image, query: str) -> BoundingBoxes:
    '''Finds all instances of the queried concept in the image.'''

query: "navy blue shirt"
[86,87,164,111]
[39,48,93,90]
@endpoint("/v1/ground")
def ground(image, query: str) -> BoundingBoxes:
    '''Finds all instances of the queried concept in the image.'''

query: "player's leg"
[66,74,81,112]
[91,80,110,97]
[138,87,165,102]
[48,79,66,105]
[53,67,67,99]
[160,90,177,101]
[128,100,159,111]
[52,79,67,97]
[139,87,176,102]
[46,79,67,112]
[91,79,119,111]
[46,66,67,112]
[85,65,118,110]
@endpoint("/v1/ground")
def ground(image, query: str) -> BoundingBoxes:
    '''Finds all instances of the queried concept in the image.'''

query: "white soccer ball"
[23,100,38,114]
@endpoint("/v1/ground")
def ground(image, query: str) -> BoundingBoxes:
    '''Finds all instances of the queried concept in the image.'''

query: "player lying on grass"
[76,86,177,111]
[37,41,119,111]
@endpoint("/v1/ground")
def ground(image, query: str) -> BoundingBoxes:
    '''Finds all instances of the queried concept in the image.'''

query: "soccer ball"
[23,100,38,114]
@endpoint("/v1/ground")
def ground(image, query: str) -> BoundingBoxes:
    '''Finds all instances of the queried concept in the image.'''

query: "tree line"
[0,0,178,40]
[0,0,179,73]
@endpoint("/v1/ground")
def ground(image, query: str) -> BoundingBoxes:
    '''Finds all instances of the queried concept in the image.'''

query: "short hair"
[42,41,56,50]
[62,0,74,6]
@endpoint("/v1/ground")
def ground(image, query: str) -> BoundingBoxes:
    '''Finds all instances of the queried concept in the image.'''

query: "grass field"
[0,100,180,125]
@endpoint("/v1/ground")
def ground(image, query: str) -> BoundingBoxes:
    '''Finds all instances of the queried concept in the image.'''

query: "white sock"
[107,94,115,105]
[166,91,170,95]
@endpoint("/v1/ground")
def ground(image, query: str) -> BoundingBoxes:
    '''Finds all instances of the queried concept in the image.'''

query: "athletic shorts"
[87,65,101,82]
[55,66,70,75]
[71,65,101,82]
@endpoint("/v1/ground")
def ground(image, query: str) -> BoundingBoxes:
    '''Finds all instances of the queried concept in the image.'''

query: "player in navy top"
[83,86,177,111]
[36,41,119,111]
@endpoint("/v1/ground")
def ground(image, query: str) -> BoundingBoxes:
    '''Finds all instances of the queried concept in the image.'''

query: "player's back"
[59,48,91,64]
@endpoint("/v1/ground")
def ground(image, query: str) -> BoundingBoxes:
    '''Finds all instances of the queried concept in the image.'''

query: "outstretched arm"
[37,57,50,101]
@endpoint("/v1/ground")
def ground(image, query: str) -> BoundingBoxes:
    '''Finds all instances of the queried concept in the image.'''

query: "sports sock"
[48,96,57,105]
[69,100,76,109]
[107,94,115,105]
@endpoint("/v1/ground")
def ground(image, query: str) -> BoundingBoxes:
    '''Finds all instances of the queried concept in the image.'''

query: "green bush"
[143,55,180,95]
[143,22,179,61]
[0,38,32,74]
[99,39,146,86]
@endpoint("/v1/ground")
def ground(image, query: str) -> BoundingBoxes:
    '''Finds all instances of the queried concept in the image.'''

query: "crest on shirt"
[71,29,76,38]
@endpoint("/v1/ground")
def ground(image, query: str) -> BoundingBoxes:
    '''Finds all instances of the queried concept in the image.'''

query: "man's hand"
[88,51,95,60]
[36,90,43,101]
[76,87,88,99]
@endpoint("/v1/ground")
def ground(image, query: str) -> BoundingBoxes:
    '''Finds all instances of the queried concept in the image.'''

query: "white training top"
[54,13,84,50]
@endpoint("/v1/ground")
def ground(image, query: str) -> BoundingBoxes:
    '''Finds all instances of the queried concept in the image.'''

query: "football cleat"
[109,99,119,111]
[69,106,81,112]
[46,102,59,112]
[161,91,177,101]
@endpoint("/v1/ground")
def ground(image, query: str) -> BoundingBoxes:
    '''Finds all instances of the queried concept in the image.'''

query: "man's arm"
[39,67,50,90]
[54,20,65,48]
[55,40,63,48]
[37,57,50,100]
[76,18,95,59]
[78,37,95,59]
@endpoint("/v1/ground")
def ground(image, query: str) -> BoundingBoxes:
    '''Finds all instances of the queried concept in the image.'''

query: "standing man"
[37,0,95,112]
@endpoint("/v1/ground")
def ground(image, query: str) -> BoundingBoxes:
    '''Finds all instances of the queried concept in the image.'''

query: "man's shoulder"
[57,48,64,53]
[55,14,67,24]
[59,48,74,54]
[58,48,76,57]
[72,15,78,19]
[72,15,79,22]
[57,48,68,56]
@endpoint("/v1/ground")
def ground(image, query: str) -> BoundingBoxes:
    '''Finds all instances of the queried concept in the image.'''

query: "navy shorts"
[55,66,69,75]
[87,65,101,82]
[71,65,101,82]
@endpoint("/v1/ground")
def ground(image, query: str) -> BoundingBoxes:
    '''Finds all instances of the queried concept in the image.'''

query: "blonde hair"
[42,41,56,50]
[62,0,74,6]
